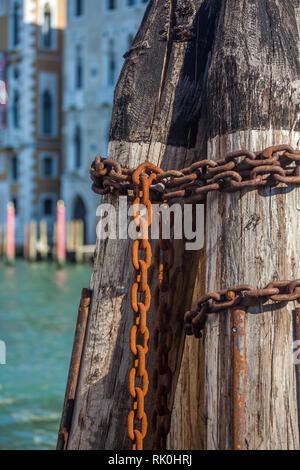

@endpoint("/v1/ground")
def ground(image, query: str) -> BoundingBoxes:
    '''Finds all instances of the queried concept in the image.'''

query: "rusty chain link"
[151,209,175,450]
[184,280,300,338]
[128,162,163,450]
[90,145,300,203]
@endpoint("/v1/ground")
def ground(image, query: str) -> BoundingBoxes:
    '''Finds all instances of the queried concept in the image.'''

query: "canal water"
[0,261,91,450]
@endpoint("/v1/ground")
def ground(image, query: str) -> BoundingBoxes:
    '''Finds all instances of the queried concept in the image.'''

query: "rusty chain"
[151,209,175,450]
[128,162,163,450]
[184,280,300,338]
[90,145,300,203]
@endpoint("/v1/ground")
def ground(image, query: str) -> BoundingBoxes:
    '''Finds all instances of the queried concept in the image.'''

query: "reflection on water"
[0,261,91,450]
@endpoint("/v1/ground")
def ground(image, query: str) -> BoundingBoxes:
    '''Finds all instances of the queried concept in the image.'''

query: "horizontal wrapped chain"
[90,145,300,203]
[184,280,300,338]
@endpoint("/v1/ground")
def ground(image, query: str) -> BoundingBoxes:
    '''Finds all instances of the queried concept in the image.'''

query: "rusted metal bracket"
[232,308,247,450]
[57,288,92,451]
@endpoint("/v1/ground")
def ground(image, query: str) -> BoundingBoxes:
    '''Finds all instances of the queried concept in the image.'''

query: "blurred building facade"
[62,0,148,244]
[0,0,66,244]
[0,0,148,247]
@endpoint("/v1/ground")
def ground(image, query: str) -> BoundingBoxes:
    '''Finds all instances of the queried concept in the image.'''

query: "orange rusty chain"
[90,145,300,203]
[128,162,163,450]
[184,280,300,338]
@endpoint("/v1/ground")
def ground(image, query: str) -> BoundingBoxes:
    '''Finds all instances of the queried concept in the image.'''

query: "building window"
[42,4,52,48]
[127,0,136,5]
[43,198,53,216]
[74,125,82,168]
[12,2,20,47]
[43,156,53,177]
[40,194,56,217]
[40,153,57,178]
[75,0,83,16]
[108,39,116,86]
[107,0,116,10]
[12,90,19,128]
[11,155,18,181]
[42,90,53,135]
[75,45,83,89]
[13,67,19,80]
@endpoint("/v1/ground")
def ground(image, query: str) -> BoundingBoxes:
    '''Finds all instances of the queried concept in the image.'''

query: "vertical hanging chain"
[151,208,175,449]
[128,163,163,450]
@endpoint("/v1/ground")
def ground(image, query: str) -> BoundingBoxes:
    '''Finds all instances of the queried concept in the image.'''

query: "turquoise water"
[0,261,91,450]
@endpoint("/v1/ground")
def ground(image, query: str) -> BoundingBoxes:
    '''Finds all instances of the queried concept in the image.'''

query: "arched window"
[12,90,19,128]
[42,90,53,135]
[42,4,52,48]
[74,126,82,168]
[11,155,18,181]
[75,45,83,89]
[75,0,83,16]
[43,198,53,215]
[108,39,116,86]
[12,2,20,46]
[107,0,116,10]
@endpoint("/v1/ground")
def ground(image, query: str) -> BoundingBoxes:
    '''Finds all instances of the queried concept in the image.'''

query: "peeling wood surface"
[168,253,206,450]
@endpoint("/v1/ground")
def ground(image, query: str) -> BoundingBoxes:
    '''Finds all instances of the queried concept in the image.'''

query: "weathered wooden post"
[75,220,84,263]
[0,224,3,258]
[6,202,15,265]
[29,221,37,263]
[57,201,66,267]
[39,220,48,261]
[169,0,300,451]
[63,0,300,451]
[67,0,211,450]
[66,221,72,253]
[23,224,29,260]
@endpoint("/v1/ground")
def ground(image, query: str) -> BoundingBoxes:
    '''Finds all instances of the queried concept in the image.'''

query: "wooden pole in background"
[39,220,48,261]
[57,201,66,267]
[29,221,37,263]
[6,202,15,265]
[0,224,2,258]
[23,224,29,260]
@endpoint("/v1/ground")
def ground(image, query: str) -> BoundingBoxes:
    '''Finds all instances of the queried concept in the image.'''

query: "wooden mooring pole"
[63,0,300,451]
[6,203,15,265]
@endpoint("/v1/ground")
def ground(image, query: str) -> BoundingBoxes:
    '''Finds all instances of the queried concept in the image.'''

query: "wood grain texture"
[203,0,300,449]
[168,252,206,450]
[67,145,202,449]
